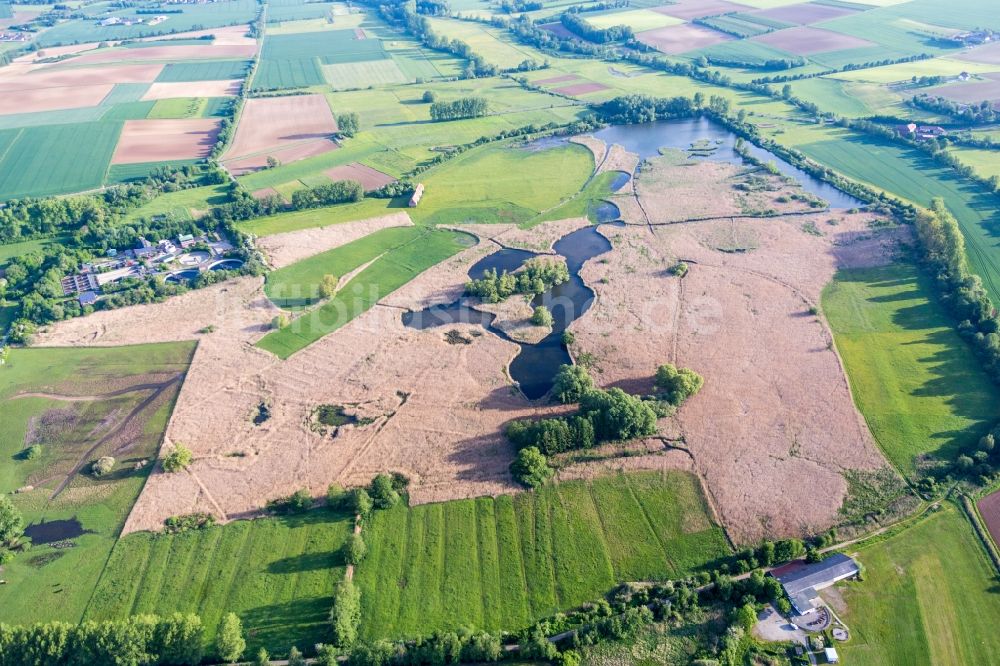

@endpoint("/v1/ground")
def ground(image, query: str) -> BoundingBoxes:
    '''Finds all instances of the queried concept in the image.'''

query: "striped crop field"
[354,471,731,641]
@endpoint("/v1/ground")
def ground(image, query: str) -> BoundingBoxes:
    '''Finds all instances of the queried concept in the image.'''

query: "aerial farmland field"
[4,0,1000,663]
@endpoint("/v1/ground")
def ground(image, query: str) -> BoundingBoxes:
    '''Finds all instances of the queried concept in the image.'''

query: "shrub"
[288,646,307,666]
[21,445,42,461]
[579,388,657,442]
[422,90,437,103]
[331,579,361,647]
[164,512,215,533]
[217,612,246,663]
[344,533,368,565]
[319,273,338,299]
[272,314,289,330]
[327,483,348,509]
[551,364,594,404]
[654,363,704,405]
[267,489,312,514]
[561,330,575,346]
[91,456,115,477]
[531,305,554,327]
[162,445,193,473]
[253,648,270,666]
[510,447,553,488]
[668,261,688,277]
[352,488,373,517]
[369,473,400,509]
[336,112,360,138]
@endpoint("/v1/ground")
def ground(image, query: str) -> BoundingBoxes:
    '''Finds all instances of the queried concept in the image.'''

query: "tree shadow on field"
[267,548,345,574]
[240,596,333,658]
[445,429,519,485]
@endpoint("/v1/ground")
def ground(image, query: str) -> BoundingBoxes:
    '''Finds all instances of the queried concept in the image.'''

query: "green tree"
[216,613,246,664]
[253,647,270,666]
[319,274,338,299]
[153,613,204,665]
[352,488,373,517]
[552,364,593,404]
[337,112,360,138]
[288,646,307,666]
[736,603,757,632]
[331,579,361,647]
[272,313,290,330]
[344,533,367,565]
[530,305,553,327]
[654,363,704,405]
[0,495,25,559]
[579,388,657,442]
[162,444,193,473]
[510,447,553,488]
[422,90,437,103]
[369,473,399,509]
[327,483,347,509]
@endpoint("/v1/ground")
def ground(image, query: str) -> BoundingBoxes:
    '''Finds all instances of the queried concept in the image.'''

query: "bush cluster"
[465,258,569,303]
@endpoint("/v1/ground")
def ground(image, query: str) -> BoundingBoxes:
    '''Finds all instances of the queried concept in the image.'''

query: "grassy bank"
[822,263,1000,475]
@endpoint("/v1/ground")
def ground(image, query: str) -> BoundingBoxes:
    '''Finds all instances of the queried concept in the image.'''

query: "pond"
[24,518,91,545]
[594,117,864,209]
[403,226,612,400]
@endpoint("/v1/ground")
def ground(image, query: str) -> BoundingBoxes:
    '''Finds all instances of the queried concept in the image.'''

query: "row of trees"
[559,12,632,44]
[910,94,999,125]
[289,180,365,210]
[429,97,490,121]
[507,363,704,486]
[464,258,569,302]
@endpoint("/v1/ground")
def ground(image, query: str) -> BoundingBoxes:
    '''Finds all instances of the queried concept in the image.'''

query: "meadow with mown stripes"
[355,471,731,640]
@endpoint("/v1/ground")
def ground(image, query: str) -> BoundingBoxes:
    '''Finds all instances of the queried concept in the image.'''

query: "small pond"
[594,117,864,209]
[404,225,612,399]
[24,518,91,545]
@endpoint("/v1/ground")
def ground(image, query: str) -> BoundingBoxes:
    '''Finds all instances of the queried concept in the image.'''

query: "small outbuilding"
[824,646,839,663]
[409,183,424,208]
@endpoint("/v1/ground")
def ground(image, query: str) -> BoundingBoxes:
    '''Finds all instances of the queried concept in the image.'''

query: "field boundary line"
[623,475,680,577]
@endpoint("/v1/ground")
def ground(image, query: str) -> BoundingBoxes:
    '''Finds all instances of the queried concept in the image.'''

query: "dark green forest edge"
[5,0,1000,664]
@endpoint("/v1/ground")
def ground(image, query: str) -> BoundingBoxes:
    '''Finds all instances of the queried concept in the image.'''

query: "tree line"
[464,257,569,302]
[429,97,489,121]
[910,93,999,125]
[559,12,632,44]
[508,362,703,487]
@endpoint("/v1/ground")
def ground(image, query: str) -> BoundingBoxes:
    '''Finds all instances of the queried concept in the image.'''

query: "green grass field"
[156,60,252,82]
[241,138,594,235]
[0,343,195,625]
[37,0,258,46]
[777,125,1000,302]
[355,471,731,641]
[835,503,1000,665]
[119,183,230,222]
[257,227,475,358]
[255,29,388,90]
[822,263,1000,475]
[146,97,230,119]
[84,508,354,658]
[0,122,122,201]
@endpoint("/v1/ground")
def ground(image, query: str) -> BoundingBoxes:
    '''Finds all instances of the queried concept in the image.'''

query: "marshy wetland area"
[4,0,1000,664]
